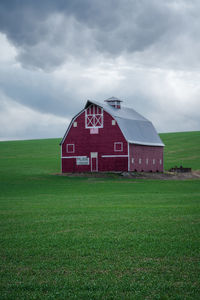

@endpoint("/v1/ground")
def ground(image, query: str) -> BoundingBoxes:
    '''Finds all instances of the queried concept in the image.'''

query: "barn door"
[91,152,98,172]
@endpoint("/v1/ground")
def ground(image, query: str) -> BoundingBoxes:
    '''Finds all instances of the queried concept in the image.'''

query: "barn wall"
[62,107,128,172]
[129,144,164,172]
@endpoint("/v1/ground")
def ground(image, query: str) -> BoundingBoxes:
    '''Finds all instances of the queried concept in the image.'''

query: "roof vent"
[105,96,123,109]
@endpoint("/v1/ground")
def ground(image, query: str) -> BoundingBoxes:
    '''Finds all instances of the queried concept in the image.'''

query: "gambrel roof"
[60,99,164,147]
[85,100,164,147]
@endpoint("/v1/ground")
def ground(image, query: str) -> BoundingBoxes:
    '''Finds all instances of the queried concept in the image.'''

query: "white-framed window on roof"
[73,121,77,127]
[114,142,123,152]
[85,104,103,129]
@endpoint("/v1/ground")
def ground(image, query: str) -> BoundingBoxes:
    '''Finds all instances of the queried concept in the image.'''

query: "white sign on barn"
[76,157,89,165]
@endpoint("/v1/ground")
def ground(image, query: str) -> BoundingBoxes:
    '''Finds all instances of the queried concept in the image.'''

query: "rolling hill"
[0,131,199,177]
[160,131,200,170]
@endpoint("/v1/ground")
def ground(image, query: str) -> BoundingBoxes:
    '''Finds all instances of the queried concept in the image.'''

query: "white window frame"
[139,158,142,164]
[153,159,155,165]
[114,142,123,152]
[160,159,162,165]
[73,121,77,127]
[66,144,75,153]
[146,158,149,165]
[112,120,116,125]
[132,158,134,164]
[91,152,98,172]
[85,105,103,129]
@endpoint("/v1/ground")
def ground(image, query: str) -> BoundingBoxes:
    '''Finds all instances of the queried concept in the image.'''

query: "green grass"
[0,132,200,299]
[160,131,200,170]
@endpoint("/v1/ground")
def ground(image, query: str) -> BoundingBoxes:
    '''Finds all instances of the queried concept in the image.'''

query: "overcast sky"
[0,0,200,141]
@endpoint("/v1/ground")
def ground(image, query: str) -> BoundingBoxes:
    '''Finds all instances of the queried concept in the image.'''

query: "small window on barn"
[73,122,77,127]
[146,158,149,165]
[112,120,116,125]
[139,158,142,164]
[66,144,75,153]
[153,159,155,165]
[114,142,123,152]
[132,158,134,164]
[90,128,99,134]
[160,159,162,165]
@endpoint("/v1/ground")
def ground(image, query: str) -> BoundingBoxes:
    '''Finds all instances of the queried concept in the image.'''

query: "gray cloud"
[1,0,200,70]
[0,0,200,140]
[0,90,70,141]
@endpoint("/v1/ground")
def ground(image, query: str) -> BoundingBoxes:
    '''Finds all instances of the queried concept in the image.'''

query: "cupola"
[104,96,123,109]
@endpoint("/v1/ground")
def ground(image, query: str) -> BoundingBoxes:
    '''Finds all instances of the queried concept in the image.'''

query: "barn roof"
[60,99,164,147]
[85,99,165,147]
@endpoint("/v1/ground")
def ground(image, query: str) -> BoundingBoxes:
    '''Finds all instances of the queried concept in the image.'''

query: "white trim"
[128,140,165,147]
[66,144,75,153]
[102,155,128,158]
[62,156,87,159]
[114,142,123,152]
[73,121,77,127]
[91,152,98,172]
[85,105,103,129]
[91,152,98,158]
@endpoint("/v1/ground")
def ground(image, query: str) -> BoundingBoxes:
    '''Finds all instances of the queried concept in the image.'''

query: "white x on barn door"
[85,105,103,128]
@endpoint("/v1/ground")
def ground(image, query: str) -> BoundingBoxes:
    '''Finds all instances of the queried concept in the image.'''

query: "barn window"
[114,142,123,152]
[146,158,149,165]
[90,128,99,134]
[112,120,116,125]
[85,105,103,128]
[139,158,142,164]
[66,144,75,153]
[153,159,155,165]
[160,159,162,165]
[73,122,77,127]
[132,158,134,164]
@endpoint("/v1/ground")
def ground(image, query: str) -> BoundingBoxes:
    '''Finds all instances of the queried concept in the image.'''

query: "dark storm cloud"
[1,0,198,70]
[0,0,200,140]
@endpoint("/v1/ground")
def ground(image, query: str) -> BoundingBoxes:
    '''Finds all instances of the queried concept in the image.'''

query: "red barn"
[60,97,164,173]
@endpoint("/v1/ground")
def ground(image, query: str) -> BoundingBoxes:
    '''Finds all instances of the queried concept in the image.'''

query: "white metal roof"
[85,100,165,147]
[60,99,165,147]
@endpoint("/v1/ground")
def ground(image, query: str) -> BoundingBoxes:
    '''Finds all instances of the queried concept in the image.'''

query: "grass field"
[161,131,200,171]
[0,131,200,299]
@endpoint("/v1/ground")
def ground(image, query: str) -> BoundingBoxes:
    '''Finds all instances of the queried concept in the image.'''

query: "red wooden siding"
[129,144,163,172]
[62,105,128,172]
